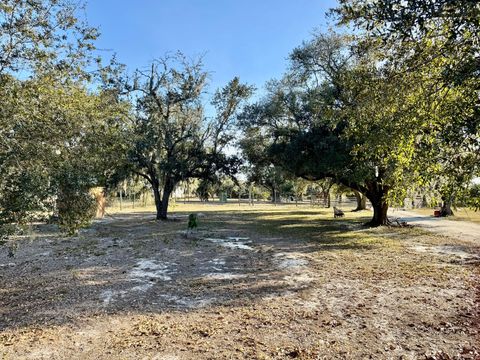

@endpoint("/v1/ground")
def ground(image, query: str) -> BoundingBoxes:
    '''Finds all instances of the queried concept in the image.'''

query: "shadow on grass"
[0,208,374,331]
[188,208,376,251]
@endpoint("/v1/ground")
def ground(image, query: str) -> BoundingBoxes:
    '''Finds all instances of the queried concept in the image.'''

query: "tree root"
[363,217,413,228]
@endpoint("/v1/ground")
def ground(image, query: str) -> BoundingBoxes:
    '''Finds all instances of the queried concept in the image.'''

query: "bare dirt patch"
[0,204,479,359]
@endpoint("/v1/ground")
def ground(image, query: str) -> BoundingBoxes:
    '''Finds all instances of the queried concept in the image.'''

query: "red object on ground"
[434,210,441,217]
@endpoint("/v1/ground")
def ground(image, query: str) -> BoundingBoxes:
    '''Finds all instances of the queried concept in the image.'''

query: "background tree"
[125,54,252,219]
[196,179,216,202]
[352,190,367,211]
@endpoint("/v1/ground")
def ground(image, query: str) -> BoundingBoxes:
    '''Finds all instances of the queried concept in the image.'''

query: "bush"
[467,184,480,210]
[57,189,97,235]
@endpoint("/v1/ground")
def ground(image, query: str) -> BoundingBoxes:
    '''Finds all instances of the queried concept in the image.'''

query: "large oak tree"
[240,32,476,225]
[125,54,252,219]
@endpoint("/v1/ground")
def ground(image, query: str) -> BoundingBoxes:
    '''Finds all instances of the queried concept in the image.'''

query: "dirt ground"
[1,203,479,359]
[390,209,480,244]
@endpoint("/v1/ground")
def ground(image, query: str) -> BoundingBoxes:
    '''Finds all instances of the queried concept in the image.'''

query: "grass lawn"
[0,202,478,359]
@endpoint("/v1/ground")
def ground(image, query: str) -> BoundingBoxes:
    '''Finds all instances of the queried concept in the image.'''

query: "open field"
[1,203,479,359]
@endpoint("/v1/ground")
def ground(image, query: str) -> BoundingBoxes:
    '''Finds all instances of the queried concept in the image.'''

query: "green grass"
[106,202,408,253]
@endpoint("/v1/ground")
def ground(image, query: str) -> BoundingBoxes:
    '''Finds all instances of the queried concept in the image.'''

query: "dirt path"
[390,208,480,244]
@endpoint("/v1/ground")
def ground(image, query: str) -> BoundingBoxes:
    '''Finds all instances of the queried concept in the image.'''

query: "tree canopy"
[122,54,252,219]
[0,0,128,236]
[239,29,479,225]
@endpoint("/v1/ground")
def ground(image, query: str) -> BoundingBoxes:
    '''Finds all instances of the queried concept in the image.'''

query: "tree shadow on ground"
[0,208,397,331]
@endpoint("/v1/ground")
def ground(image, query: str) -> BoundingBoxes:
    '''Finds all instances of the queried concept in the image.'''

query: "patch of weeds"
[69,269,82,280]
[190,236,200,247]
[162,236,171,244]
[352,235,399,249]
[397,261,453,281]
[131,241,144,250]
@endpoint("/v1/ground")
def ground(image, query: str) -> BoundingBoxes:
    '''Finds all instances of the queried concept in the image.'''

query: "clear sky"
[87,0,338,96]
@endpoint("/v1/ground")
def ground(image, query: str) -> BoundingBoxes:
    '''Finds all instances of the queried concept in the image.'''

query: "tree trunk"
[421,194,428,208]
[158,179,174,220]
[158,190,170,220]
[440,197,454,216]
[365,182,389,226]
[353,190,367,211]
[369,199,389,226]
[272,187,277,204]
[361,194,367,209]
[152,183,162,220]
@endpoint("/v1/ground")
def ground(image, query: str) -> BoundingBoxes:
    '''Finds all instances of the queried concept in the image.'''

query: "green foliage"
[240,26,479,224]
[196,179,216,201]
[0,224,18,243]
[0,0,98,76]
[57,190,97,236]
[54,166,98,235]
[0,73,128,235]
[0,0,130,239]
[188,213,198,230]
[0,166,51,224]
[334,0,480,203]
[122,54,253,219]
[466,184,480,211]
[334,0,479,86]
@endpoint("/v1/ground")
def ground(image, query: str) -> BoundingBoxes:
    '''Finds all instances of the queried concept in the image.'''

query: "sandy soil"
[390,209,480,245]
[0,204,479,359]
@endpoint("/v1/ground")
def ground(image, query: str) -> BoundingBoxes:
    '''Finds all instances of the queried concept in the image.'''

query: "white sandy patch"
[278,258,309,269]
[208,258,226,271]
[204,273,247,280]
[100,289,126,304]
[284,273,314,284]
[158,294,214,309]
[130,283,154,292]
[130,259,173,281]
[0,262,16,267]
[411,244,479,260]
[209,258,226,266]
[100,259,175,304]
[204,237,253,251]
[274,252,309,269]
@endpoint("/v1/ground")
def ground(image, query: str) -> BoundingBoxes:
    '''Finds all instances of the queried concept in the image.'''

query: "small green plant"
[188,213,198,230]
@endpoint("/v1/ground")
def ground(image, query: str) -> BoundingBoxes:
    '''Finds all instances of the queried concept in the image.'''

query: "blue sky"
[87,0,338,96]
